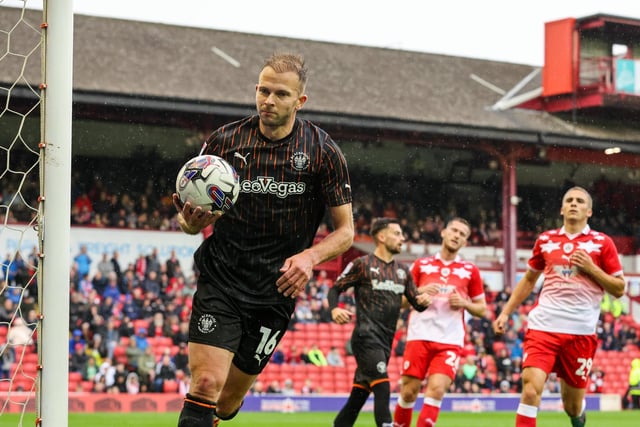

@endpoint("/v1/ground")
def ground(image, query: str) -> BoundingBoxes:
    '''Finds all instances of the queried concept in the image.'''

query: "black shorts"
[351,338,391,387]
[189,279,293,375]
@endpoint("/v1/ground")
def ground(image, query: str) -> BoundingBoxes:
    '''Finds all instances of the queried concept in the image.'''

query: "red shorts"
[523,329,598,388]
[401,340,461,381]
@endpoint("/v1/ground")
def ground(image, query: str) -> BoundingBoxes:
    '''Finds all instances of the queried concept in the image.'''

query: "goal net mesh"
[1,0,46,422]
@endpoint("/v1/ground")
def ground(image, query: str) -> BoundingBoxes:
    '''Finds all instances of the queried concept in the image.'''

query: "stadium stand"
[60,263,640,396]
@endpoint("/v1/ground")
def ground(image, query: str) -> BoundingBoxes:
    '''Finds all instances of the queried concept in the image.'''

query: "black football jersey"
[194,116,352,306]
[328,254,424,349]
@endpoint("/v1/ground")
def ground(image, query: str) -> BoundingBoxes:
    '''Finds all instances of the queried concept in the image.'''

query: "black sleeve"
[327,258,362,310]
[404,269,426,312]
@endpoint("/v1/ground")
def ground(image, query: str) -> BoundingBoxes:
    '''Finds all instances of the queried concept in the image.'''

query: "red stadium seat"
[163,379,179,393]
[492,341,507,355]
[81,380,95,392]
[23,353,39,364]
[133,319,149,333]
[69,371,83,382]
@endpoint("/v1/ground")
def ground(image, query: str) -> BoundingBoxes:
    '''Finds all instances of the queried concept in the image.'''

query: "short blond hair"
[263,53,308,90]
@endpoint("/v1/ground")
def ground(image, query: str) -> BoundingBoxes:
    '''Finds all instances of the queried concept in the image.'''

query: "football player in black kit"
[329,218,429,427]
[173,53,354,427]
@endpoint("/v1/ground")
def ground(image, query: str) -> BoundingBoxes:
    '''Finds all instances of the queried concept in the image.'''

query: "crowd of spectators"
[4,154,640,254]
[62,165,640,253]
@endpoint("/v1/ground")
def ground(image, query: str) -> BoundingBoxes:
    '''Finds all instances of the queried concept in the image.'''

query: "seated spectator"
[87,332,107,367]
[177,370,191,396]
[81,356,99,382]
[286,345,304,365]
[126,371,140,394]
[8,317,34,346]
[122,294,141,320]
[266,380,282,394]
[282,378,296,396]
[153,353,177,392]
[173,342,190,375]
[326,346,344,367]
[496,347,512,376]
[102,273,122,302]
[142,270,161,296]
[172,321,189,346]
[301,378,317,395]
[69,343,88,373]
[307,344,327,366]
[91,270,108,296]
[250,378,267,396]
[118,316,136,338]
[95,357,116,390]
[133,327,150,351]
[294,299,314,324]
[270,345,285,365]
[474,372,494,392]
[0,298,15,324]
[588,367,605,394]
[1,343,15,379]
[136,346,157,388]
[149,311,166,337]
[498,379,511,394]
[617,323,637,347]
[111,361,129,393]
[543,372,561,395]
[462,355,478,382]
[124,338,143,370]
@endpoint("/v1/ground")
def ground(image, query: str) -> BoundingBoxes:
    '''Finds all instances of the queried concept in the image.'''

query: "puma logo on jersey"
[370,267,380,275]
[234,152,250,165]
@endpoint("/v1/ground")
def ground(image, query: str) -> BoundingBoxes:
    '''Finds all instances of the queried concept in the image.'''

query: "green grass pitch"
[3,410,638,426]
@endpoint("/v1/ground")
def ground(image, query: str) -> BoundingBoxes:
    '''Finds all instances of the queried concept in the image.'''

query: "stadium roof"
[2,7,640,178]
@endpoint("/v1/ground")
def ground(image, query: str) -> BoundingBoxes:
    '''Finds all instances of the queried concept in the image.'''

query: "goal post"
[40,0,73,426]
[0,0,73,426]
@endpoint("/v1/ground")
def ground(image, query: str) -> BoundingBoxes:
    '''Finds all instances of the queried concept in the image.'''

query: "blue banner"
[240,394,602,413]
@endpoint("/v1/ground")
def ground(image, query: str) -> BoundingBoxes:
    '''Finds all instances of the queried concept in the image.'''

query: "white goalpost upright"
[39,0,73,426]
[1,0,73,425]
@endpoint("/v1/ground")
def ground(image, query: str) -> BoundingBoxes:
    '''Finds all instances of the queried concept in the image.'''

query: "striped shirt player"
[329,218,428,427]
[174,53,354,427]
[196,115,352,306]
[493,186,625,427]
[329,254,426,357]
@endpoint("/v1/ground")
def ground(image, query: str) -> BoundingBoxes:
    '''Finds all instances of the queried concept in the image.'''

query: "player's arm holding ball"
[173,154,240,235]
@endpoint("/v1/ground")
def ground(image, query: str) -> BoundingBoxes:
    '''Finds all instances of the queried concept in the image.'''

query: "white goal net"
[1,1,73,426]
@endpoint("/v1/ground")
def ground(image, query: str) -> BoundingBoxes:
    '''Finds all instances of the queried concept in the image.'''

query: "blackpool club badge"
[290,151,309,171]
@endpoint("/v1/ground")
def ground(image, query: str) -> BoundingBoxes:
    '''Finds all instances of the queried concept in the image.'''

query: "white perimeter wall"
[0,224,202,276]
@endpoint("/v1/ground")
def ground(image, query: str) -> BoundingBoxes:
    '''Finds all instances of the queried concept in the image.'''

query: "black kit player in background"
[172,53,354,427]
[328,218,430,427]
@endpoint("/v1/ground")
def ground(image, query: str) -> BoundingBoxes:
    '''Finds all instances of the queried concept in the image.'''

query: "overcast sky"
[5,0,640,65]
